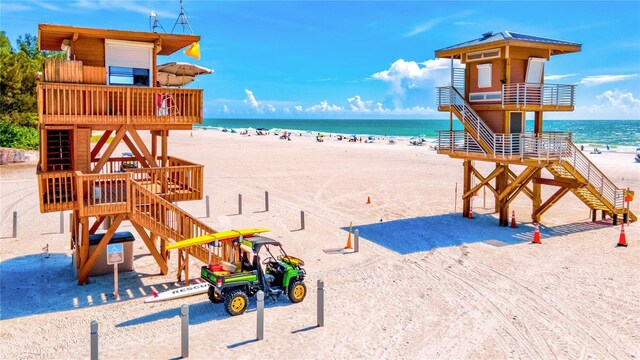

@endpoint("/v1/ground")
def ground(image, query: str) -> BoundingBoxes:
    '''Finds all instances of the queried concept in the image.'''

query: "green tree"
[0,32,63,149]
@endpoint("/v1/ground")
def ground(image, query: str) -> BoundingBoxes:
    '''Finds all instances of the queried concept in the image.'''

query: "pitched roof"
[435,31,581,58]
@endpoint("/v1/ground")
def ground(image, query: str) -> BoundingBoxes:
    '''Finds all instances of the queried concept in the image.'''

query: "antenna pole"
[172,0,193,34]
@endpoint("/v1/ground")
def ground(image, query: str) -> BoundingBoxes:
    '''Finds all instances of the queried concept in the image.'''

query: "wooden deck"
[38,83,203,128]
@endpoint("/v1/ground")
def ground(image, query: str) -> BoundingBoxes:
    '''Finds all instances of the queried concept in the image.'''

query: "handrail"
[38,82,203,125]
[437,131,486,154]
[129,180,223,263]
[560,140,625,209]
[502,83,576,107]
[75,172,130,217]
[37,170,77,212]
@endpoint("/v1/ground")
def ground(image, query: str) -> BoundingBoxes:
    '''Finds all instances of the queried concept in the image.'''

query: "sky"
[2,0,639,120]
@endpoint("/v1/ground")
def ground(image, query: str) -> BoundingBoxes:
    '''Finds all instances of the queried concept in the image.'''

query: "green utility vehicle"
[201,237,307,316]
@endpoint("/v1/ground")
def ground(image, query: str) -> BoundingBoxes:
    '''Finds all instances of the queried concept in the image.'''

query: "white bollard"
[238,194,242,215]
[181,304,189,358]
[90,320,98,360]
[205,195,210,218]
[354,229,359,253]
[265,191,269,212]
[257,291,264,340]
[12,211,17,238]
[60,211,65,234]
[300,211,305,230]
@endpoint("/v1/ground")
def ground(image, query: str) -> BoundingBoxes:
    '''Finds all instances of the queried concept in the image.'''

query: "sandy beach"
[1,129,639,359]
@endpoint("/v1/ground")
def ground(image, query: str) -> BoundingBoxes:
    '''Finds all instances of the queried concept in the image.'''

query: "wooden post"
[257,291,264,340]
[462,161,471,217]
[532,169,542,222]
[103,215,111,230]
[317,280,324,327]
[205,195,210,218]
[60,211,65,234]
[181,304,189,358]
[300,211,305,230]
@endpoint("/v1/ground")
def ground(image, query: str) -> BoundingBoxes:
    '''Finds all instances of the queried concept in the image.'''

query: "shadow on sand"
[1,253,202,320]
[342,213,612,254]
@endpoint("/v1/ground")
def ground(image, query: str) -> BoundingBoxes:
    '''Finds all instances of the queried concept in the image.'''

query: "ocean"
[199,119,640,148]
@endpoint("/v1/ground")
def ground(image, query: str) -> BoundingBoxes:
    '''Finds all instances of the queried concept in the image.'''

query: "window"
[525,57,546,84]
[466,48,501,62]
[477,64,492,88]
[108,66,150,86]
[105,39,153,86]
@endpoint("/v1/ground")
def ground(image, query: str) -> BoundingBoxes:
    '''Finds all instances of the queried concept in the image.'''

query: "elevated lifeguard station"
[434,31,635,226]
[36,24,230,284]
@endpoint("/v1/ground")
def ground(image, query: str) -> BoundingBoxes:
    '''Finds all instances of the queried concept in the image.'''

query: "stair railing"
[560,140,625,209]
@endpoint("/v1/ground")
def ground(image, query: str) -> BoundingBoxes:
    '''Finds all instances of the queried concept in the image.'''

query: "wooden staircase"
[46,129,72,171]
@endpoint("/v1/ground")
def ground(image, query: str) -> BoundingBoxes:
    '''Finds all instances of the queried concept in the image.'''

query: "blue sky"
[2,1,639,119]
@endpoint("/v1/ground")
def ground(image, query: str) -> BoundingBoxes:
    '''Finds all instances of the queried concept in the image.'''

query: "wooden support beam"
[90,130,113,161]
[161,130,168,167]
[498,166,538,201]
[533,177,582,189]
[127,126,158,167]
[533,187,571,220]
[122,134,150,169]
[151,132,158,160]
[464,166,505,199]
[88,216,105,235]
[78,214,124,284]
[131,221,168,275]
[463,160,472,217]
[92,126,127,173]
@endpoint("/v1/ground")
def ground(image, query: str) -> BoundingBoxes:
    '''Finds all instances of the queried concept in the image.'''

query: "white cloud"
[73,0,173,18]
[266,104,276,113]
[580,74,638,86]
[243,89,261,112]
[294,105,303,112]
[544,73,579,81]
[371,58,457,94]
[223,105,229,113]
[304,101,343,112]
[596,89,640,110]
[348,96,373,112]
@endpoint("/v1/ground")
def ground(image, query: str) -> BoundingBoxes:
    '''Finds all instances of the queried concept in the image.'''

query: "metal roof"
[436,31,581,53]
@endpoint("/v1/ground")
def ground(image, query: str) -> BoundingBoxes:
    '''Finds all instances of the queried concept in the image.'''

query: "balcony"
[437,83,576,111]
[437,130,573,163]
[38,157,204,213]
[37,83,203,127]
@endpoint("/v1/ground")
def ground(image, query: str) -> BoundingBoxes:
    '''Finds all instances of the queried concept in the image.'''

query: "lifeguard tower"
[434,31,635,226]
[36,24,230,284]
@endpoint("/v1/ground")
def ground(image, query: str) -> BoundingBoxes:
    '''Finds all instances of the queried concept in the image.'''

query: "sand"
[1,129,639,359]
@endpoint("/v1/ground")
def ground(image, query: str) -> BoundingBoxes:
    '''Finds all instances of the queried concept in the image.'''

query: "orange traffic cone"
[532,222,541,244]
[510,211,518,228]
[468,203,474,219]
[617,223,628,247]
[345,222,353,249]
[366,196,371,204]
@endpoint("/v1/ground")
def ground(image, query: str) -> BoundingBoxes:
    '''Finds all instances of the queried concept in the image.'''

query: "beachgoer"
[580,145,584,151]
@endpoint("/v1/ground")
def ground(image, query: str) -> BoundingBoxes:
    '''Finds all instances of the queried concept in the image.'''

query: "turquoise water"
[199,119,640,147]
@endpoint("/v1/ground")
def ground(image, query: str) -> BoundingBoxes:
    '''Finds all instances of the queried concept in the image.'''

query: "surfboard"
[144,282,210,303]
[165,228,270,250]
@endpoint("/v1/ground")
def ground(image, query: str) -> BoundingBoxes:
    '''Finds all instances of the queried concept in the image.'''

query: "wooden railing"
[38,83,203,125]
[37,169,77,213]
[75,172,130,217]
[130,181,224,264]
[91,156,203,202]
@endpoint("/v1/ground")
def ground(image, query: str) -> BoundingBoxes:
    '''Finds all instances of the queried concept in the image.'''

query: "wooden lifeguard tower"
[434,31,636,226]
[36,24,229,284]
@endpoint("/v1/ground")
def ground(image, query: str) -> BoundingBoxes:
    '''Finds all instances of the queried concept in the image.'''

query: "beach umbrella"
[157,62,213,87]
[156,72,195,87]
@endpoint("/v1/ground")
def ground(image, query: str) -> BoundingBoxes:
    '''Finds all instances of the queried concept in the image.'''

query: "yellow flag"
[184,42,200,60]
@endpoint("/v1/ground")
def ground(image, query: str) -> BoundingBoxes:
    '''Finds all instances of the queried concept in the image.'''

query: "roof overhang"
[38,24,200,55]
[435,39,581,59]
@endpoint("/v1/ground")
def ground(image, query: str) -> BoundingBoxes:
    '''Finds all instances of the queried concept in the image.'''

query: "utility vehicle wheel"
[208,286,224,303]
[225,290,249,316]
[288,280,306,303]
